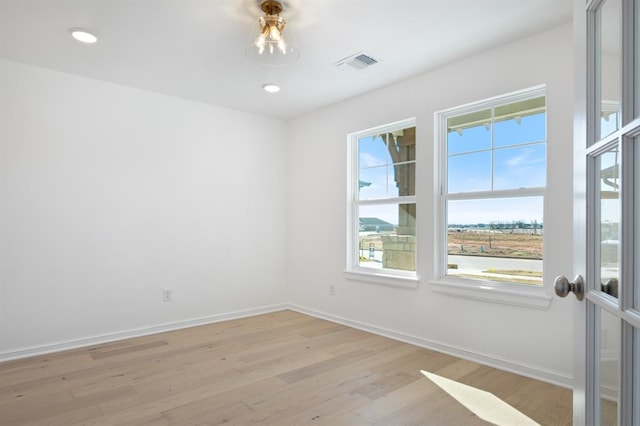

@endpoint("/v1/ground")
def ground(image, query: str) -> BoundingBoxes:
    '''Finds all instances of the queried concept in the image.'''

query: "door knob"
[554,275,584,301]
[601,278,619,298]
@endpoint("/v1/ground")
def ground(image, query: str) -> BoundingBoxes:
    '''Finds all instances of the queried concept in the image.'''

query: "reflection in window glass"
[447,197,543,285]
[357,203,416,271]
[598,146,620,299]
[598,0,622,140]
[601,106,621,139]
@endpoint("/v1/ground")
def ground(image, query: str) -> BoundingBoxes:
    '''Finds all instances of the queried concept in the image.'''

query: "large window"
[438,87,546,288]
[347,119,416,281]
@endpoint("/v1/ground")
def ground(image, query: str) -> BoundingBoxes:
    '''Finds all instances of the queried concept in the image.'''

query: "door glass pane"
[599,0,622,140]
[636,139,640,309]
[599,308,620,425]
[634,328,640,425]
[636,0,640,117]
[597,146,620,299]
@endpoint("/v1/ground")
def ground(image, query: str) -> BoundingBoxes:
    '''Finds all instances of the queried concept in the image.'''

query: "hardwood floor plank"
[23,405,103,426]
[1,385,137,425]
[0,310,572,425]
[353,371,420,400]
[350,376,441,422]
[89,340,169,360]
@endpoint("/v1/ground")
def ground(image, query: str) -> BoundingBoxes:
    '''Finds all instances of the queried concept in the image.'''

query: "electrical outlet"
[163,289,173,302]
[330,285,335,296]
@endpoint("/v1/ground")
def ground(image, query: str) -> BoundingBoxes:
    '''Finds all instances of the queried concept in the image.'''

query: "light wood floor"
[0,310,572,425]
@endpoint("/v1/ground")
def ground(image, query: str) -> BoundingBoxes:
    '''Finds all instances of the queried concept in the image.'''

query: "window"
[437,87,546,292]
[347,119,417,284]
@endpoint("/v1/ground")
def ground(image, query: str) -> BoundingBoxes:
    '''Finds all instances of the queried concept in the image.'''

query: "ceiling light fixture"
[263,83,281,93]
[245,0,299,67]
[69,28,98,44]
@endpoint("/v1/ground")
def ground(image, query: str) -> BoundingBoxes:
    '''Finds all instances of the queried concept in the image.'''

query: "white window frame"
[431,86,552,308]
[345,118,419,288]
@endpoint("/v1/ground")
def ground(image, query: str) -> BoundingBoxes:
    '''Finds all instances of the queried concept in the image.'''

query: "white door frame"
[572,1,588,424]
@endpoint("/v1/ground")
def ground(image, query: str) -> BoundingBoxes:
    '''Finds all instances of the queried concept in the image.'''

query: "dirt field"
[447,230,543,259]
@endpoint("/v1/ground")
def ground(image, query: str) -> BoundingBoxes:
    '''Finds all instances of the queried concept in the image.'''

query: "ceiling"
[0,0,573,120]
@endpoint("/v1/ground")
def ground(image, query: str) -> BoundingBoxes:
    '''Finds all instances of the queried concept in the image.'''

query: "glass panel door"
[578,0,640,424]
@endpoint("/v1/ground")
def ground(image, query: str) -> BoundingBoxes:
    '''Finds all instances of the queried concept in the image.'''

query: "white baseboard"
[0,304,288,363]
[287,304,573,389]
[0,303,574,390]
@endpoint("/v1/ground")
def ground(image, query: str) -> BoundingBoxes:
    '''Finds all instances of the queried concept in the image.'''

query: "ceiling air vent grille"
[334,52,380,70]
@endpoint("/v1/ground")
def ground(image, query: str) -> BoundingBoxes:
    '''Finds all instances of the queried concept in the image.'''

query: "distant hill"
[359,217,394,231]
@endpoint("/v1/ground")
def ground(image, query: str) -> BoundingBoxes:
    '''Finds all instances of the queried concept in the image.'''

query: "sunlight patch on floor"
[420,370,540,426]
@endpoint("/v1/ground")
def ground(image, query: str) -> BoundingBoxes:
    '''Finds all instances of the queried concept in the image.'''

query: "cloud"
[505,153,527,167]
[359,152,383,168]
[503,147,545,168]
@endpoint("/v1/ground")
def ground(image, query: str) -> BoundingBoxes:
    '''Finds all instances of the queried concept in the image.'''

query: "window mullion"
[491,105,496,191]
[446,187,545,201]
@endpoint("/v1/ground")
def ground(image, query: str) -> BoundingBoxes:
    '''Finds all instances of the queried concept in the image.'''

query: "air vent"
[334,52,380,70]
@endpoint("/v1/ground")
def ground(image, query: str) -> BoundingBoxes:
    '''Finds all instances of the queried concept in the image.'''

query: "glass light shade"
[245,16,299,67]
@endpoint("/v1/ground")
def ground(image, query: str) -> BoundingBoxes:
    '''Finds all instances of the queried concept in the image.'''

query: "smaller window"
[347,119,417,282]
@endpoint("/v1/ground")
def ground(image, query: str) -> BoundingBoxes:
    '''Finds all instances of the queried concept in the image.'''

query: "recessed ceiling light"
[263,84,280,93]
[69,28,98,44]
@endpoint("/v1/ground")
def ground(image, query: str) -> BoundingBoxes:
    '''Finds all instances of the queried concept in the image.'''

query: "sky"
[358,110,621,227]
[358,113,546,226]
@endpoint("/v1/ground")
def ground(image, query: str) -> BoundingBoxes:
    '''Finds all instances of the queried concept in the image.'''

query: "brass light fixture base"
[261,0,283,16]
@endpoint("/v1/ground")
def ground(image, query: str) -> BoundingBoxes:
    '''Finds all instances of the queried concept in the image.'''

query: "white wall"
[0,24,576,385]
[0,58,5,317]
[0,59,287,358]
[286,24,575,384]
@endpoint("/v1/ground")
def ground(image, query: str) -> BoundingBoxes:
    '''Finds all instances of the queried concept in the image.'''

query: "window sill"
[344,270,419,289]
[429,277,553,309]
